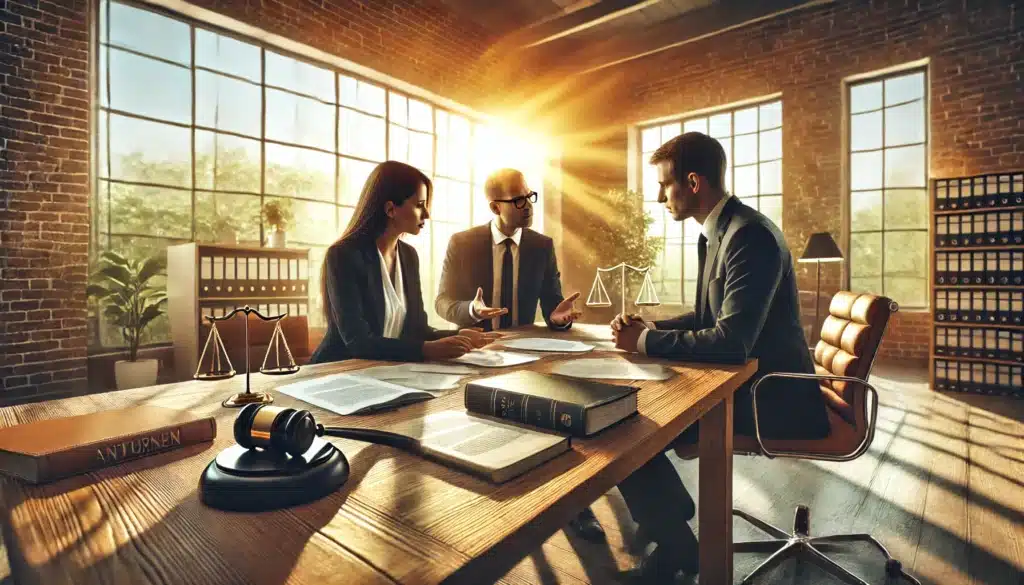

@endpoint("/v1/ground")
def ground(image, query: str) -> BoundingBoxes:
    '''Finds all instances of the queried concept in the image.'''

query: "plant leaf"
[137,255,166,284]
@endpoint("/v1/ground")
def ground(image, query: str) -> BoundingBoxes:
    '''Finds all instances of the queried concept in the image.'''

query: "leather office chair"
[675,291,922,585]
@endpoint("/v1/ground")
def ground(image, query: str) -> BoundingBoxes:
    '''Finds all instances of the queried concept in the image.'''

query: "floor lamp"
[798,232,844,345]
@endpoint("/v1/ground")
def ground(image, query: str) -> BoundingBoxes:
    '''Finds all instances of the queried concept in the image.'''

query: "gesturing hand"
[471,287,508,320]
[458,327,504,349]
[422,336,475,361]
[550,292,584,326]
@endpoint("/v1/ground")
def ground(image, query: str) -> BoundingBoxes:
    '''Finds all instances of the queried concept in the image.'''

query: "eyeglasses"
[493,191,538,209]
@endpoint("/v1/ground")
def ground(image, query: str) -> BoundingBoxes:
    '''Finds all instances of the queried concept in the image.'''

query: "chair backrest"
[813,292,896,429]
[202,313,310,373]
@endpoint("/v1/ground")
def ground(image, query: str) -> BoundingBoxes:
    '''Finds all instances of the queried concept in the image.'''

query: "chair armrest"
[750,372,879,462]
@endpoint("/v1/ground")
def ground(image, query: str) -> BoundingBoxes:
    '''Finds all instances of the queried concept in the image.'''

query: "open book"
[378,410,570,483]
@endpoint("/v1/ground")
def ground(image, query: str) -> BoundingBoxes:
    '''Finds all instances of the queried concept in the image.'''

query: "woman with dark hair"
[311,160,500,364]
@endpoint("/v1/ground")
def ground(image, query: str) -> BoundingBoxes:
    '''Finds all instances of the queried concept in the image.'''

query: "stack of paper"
[451,349,540,368]
[499,338,595,353]
[276,373,436,415]
[552,358,674,381]
[353,363,477,391]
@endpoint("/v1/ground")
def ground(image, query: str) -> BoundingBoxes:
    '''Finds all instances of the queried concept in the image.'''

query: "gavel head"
[233,404,317,456]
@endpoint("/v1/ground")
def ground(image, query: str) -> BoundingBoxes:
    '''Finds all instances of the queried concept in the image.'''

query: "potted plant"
[262,201,293,248]
[87,251,168,390]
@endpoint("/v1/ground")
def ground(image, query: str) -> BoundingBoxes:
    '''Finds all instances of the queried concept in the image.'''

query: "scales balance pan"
[586,262,661,312]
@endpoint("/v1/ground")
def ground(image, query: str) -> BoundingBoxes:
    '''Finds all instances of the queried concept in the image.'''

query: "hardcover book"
[0,406,217,484]
[465,370,639,437]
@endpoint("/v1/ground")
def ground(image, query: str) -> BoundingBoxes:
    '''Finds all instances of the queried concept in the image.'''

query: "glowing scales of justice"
[586,262,661,314]
[194,306,300,407]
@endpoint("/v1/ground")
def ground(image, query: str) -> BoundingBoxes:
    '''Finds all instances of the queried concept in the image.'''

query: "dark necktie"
[500,239,514,329]
[695,233,708,330]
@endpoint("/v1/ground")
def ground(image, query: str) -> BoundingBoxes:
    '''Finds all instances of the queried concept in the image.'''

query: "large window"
[848,68,928,308]
[638,99,783,308]
[95,0,544,345]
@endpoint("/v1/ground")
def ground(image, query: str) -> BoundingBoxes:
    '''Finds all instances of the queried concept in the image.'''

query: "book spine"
[464,385,585,436]
[36,418,217,483]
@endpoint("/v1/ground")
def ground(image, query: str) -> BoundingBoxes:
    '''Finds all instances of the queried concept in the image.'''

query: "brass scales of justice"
[586,262,662,313]
[194,305,300,407]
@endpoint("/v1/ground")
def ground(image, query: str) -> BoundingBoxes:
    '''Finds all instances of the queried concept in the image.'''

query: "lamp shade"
[799,232,843,262]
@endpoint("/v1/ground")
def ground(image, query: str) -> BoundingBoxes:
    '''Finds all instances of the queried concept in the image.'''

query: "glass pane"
[709,113,731,138]
[760,195,783,228]
[850,276,882,295]
[850,81,882,113]
[884,189,927,229]
[719,137,732,171]
[642,163,659,201]
[884,277,927,307]
[265,51,334,102]
[850,232,882,277]
[196,70,261,137]
[734,164,758,197]
[338,207,355,239]
[109,114,191,187]
[734,134,757,166]
[683,117,708,135]
[884,100,925,147]
[109,2,189,65]
[409,131,433,174]
[472,184,492,226]
[665,212,682,240]
[99,42,108,107]
[194,191,262,244]
[339,108,385,161]
[195,29,260,82]
[340,75,386,116]
[388,93,407,126]
[339,157,376,206]
[885,71,924,105]
[642,127,662,152]
[850,190,882,231]
[664,241,682,281]
[682,280,696,307]
[884,144,925,188]
[98,110,109,177]
[266,89,335,151]
[850,110,882,151]
[683,243,699,280]
[195,131,261,193]
[659,122,681,142]
[107,182,191,238]
[734,107,758,134]
[851,150,883,190]
[759,101,781,130]
[884,231,928,277]
[264,197,337,246]
[644,202,665,237]
[433,179,471,223]
[759,161,781,194]
[408,99,433,132]
[109,49,190,124]
[389,124,409,162]
[265,143,335,201]
[758,129,781,161]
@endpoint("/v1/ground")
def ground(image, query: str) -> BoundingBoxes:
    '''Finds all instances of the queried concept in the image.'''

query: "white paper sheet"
[552,358,674,381]
[275,372,435,415]
[499,338,595,353]
[409,364,479,375]
[451,350,540,368]
[353,365,466,391]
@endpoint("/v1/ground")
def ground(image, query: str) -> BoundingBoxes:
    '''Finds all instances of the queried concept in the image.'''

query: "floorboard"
[494,363,1024,585]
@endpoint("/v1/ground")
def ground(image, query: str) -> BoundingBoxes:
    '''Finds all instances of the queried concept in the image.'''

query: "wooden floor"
[497,363,1024,585]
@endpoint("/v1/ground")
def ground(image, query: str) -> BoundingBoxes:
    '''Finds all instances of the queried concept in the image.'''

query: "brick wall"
[597,0,1022,363]
[0,0,523,403]
[1,0,92,404]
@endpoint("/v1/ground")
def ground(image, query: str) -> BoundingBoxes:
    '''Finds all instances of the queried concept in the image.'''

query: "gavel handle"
[318,425,419,451]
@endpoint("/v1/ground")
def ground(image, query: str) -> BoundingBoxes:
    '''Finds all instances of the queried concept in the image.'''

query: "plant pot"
[114,359,159,390]
[267,228,287,249]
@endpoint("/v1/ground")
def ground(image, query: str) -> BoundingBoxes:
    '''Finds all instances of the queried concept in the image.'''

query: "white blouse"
[377,248,407,339]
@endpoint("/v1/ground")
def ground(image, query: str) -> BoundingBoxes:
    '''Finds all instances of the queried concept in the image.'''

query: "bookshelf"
[930,172,1024,396]
[167,243,311,381]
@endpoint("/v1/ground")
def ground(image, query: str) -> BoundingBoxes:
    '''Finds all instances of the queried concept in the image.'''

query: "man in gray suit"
[611,132,831,583]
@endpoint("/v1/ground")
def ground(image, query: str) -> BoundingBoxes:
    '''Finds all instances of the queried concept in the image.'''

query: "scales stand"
[586,262,661,315]
[194,306,300,407]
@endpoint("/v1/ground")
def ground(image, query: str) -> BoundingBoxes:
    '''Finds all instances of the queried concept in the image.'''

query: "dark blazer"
[310,237,457,364]
[645,197,830,440]
[435,224,569,332]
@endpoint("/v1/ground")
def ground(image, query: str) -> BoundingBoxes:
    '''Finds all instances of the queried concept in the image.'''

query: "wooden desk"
[0,324,755,585]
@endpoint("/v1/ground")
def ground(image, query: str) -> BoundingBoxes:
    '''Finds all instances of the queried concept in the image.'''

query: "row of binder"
[934,210,1024,247]
[200,280,309,298]
[933,359,1023,396]
[201,303,309,320]
[934,251,1024,285]
[934,289,1024,324]
[200,256,310,282]
[934,172,1024,211]
[934,326,1023,363]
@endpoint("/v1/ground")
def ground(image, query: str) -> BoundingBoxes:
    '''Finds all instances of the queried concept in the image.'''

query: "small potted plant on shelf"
[262,201,293,249]
[87,251,168,390]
